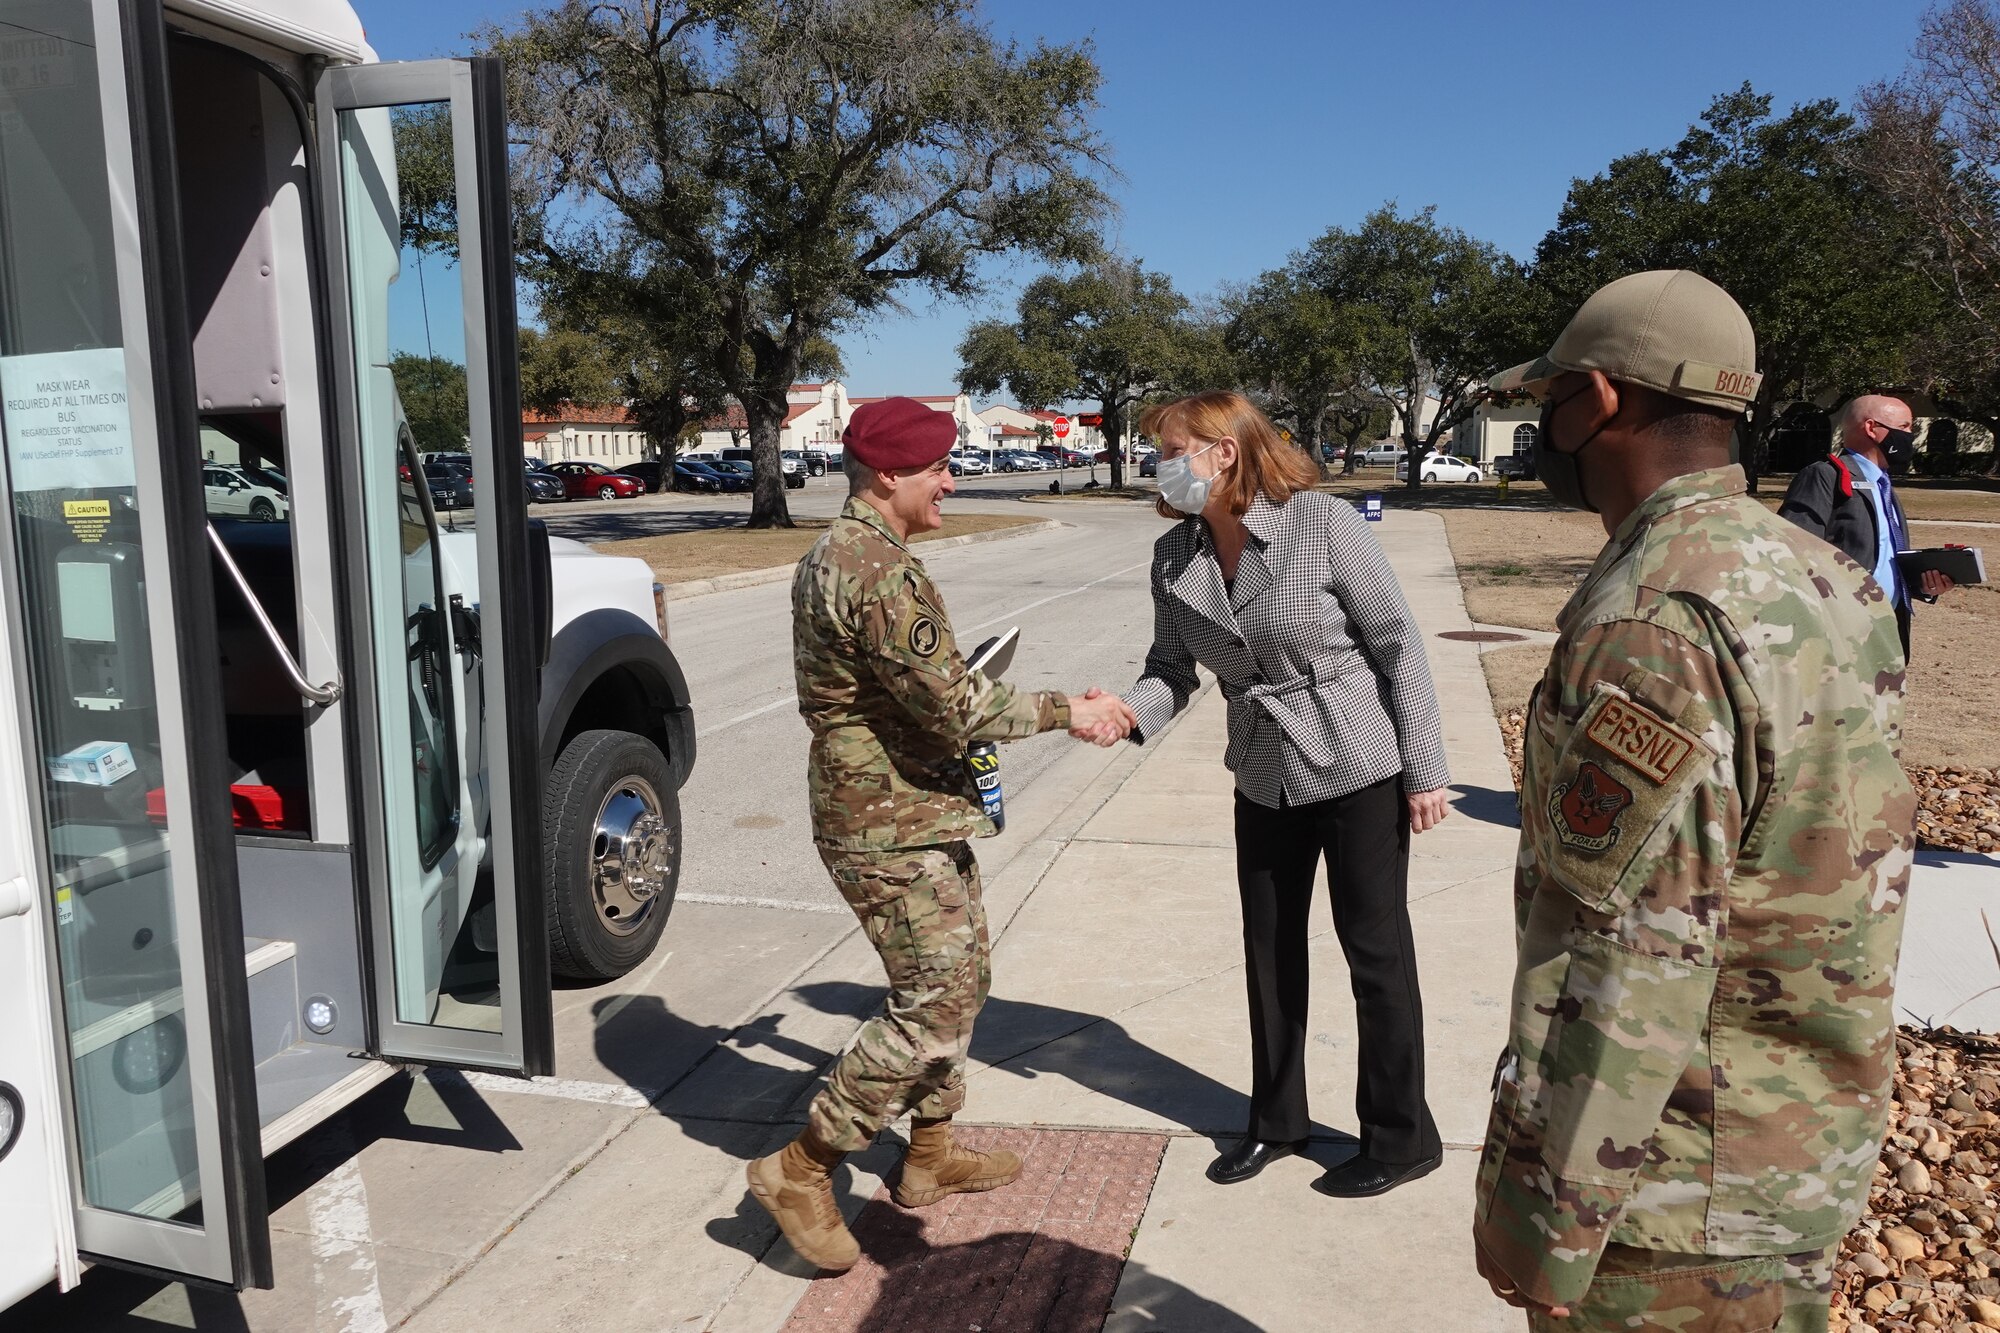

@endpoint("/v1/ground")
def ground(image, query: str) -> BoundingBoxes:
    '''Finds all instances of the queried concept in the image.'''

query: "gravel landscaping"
[1834,1027,2000,1333]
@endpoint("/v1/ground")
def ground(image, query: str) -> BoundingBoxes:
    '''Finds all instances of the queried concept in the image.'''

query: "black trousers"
[1232,775,1441,1164]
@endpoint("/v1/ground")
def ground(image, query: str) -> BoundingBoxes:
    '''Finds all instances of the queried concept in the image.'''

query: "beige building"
[1452,395,1540,466]
[689,382,978,457]
[1387,392,1446,444]
[522,403,650,468]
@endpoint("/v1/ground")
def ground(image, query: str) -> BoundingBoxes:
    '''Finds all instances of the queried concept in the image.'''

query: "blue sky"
[358,0,1928,404]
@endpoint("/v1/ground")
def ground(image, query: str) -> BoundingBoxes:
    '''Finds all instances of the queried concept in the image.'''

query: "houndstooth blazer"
[1125,489,1450,808]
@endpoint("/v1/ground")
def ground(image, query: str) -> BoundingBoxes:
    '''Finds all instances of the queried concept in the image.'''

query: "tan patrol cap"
[1491,269,1761,410]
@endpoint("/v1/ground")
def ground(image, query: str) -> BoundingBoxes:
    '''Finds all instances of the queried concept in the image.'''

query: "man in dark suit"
[1777,394,1953,658]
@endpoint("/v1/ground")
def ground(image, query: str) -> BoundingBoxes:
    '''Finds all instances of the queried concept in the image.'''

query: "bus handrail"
[205,522,343,707]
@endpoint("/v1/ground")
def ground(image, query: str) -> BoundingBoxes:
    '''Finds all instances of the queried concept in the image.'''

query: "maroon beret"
[843,397,956,471]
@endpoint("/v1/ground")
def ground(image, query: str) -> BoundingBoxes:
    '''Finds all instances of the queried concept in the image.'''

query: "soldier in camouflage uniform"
[746,397,1132,1272]
[1474,272,1916,1331]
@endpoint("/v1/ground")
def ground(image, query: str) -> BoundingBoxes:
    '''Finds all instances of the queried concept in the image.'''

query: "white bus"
[0,0,697,1306]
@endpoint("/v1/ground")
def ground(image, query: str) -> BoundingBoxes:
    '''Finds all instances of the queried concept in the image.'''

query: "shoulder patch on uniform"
[1582,695,1701,786]
[1551,761,1633,852]
[907,614,941,658]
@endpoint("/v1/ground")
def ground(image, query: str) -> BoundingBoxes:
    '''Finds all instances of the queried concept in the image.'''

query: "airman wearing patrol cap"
[1473,272,1916,1332]
[745,397,1131,1272]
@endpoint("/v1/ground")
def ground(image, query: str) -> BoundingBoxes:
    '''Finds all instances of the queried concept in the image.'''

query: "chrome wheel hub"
[589,777,674,936]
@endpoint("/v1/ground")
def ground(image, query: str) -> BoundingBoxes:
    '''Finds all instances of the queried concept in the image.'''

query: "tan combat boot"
[746,1130,860,1272]
[892,1117,1022,1208]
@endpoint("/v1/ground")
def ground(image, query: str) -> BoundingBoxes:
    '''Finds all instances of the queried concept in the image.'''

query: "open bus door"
[315,55,554,1073]
[0,0,550,1299]
[0,0,273,1289]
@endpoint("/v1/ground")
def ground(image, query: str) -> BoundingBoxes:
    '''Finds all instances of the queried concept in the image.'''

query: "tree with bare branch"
[1856,0,2000,466]
[486,0,1111,525]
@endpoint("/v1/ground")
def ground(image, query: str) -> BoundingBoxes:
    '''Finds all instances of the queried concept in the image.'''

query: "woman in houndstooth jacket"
[1111,391,1451,1200]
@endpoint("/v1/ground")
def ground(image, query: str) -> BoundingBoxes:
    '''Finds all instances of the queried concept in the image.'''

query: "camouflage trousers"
[806,842,990,1155]
[1527,1243,1833,1333]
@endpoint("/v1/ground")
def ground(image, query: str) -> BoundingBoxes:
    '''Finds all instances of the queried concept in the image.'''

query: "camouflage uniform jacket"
[794,497,1069,851]
[1473,465,1916,1310]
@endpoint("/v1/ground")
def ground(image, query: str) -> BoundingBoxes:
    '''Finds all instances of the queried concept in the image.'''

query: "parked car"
[672,460,724,493]
[1139,454,1159,479]
[784,449,827,477]
[948,450,990,476]
[618,459,666,493]
[1492,453,1535,480]
[719,446,805,487]
[202,463,289,521]
[713,456,805,490]
[1357,443,1405,466]
[524,465,566,503]
[1319,444,1347,464]
[686,459,747,492]
[544,460,645,500]
[1049,447,1088,467]
[422,459,475,510]
[1395,452,1484,483]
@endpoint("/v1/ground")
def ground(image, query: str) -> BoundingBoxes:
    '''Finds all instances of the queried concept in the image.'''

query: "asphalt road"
[547,474,1169,909]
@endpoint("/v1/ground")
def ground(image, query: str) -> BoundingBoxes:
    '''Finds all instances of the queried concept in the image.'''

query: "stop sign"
[1052,416,1071,439]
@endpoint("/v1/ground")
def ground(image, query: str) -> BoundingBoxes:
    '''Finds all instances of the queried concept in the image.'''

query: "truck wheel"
[544,728,680,981]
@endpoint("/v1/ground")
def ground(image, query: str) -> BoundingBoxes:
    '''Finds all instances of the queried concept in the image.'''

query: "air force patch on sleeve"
[1551,761,1633,851]
[1534,682,1719,915]
[907,615,941,658]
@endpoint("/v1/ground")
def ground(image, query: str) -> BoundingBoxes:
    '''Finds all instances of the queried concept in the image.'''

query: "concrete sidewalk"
[957,509,1522,1332]
[384,507,1521,1333]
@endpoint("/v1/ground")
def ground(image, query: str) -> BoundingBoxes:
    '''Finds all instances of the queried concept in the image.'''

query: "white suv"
[203,463,289,521]
[949,450,990,476]
[1396,452,1484,483]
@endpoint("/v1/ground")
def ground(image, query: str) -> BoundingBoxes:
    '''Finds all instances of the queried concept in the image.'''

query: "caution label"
[63,497,111,543]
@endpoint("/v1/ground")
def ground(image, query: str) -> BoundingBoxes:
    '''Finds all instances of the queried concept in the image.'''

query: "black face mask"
[1879,425,1917,467]
[1535,388,1605,512]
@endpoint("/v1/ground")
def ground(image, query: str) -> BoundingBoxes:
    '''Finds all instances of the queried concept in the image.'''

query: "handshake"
[1065,688,1136,747]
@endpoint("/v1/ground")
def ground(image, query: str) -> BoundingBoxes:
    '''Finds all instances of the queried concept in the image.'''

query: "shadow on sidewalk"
[788,981,1356,1150]
[0,1071,520,1332]
[1449,783,1520,829]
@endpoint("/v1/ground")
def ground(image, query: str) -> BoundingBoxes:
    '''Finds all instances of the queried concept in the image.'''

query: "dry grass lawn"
[1892,484,2000,524]
[1461,518,1999,772]
[1900,523,2000,769]
[600,513,1038,585]
[1441,508,1606,631]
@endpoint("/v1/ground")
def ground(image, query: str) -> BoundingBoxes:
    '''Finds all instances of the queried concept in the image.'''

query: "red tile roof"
[700,401,825,431]
[521,402,638,427]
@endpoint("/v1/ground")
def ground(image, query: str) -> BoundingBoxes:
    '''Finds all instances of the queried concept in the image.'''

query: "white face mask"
[1159,441,1223,513]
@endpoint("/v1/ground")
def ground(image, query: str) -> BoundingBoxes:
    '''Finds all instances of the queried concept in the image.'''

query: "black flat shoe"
[1311,1150,1443,1199]
[1205,1138,1306,1185]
